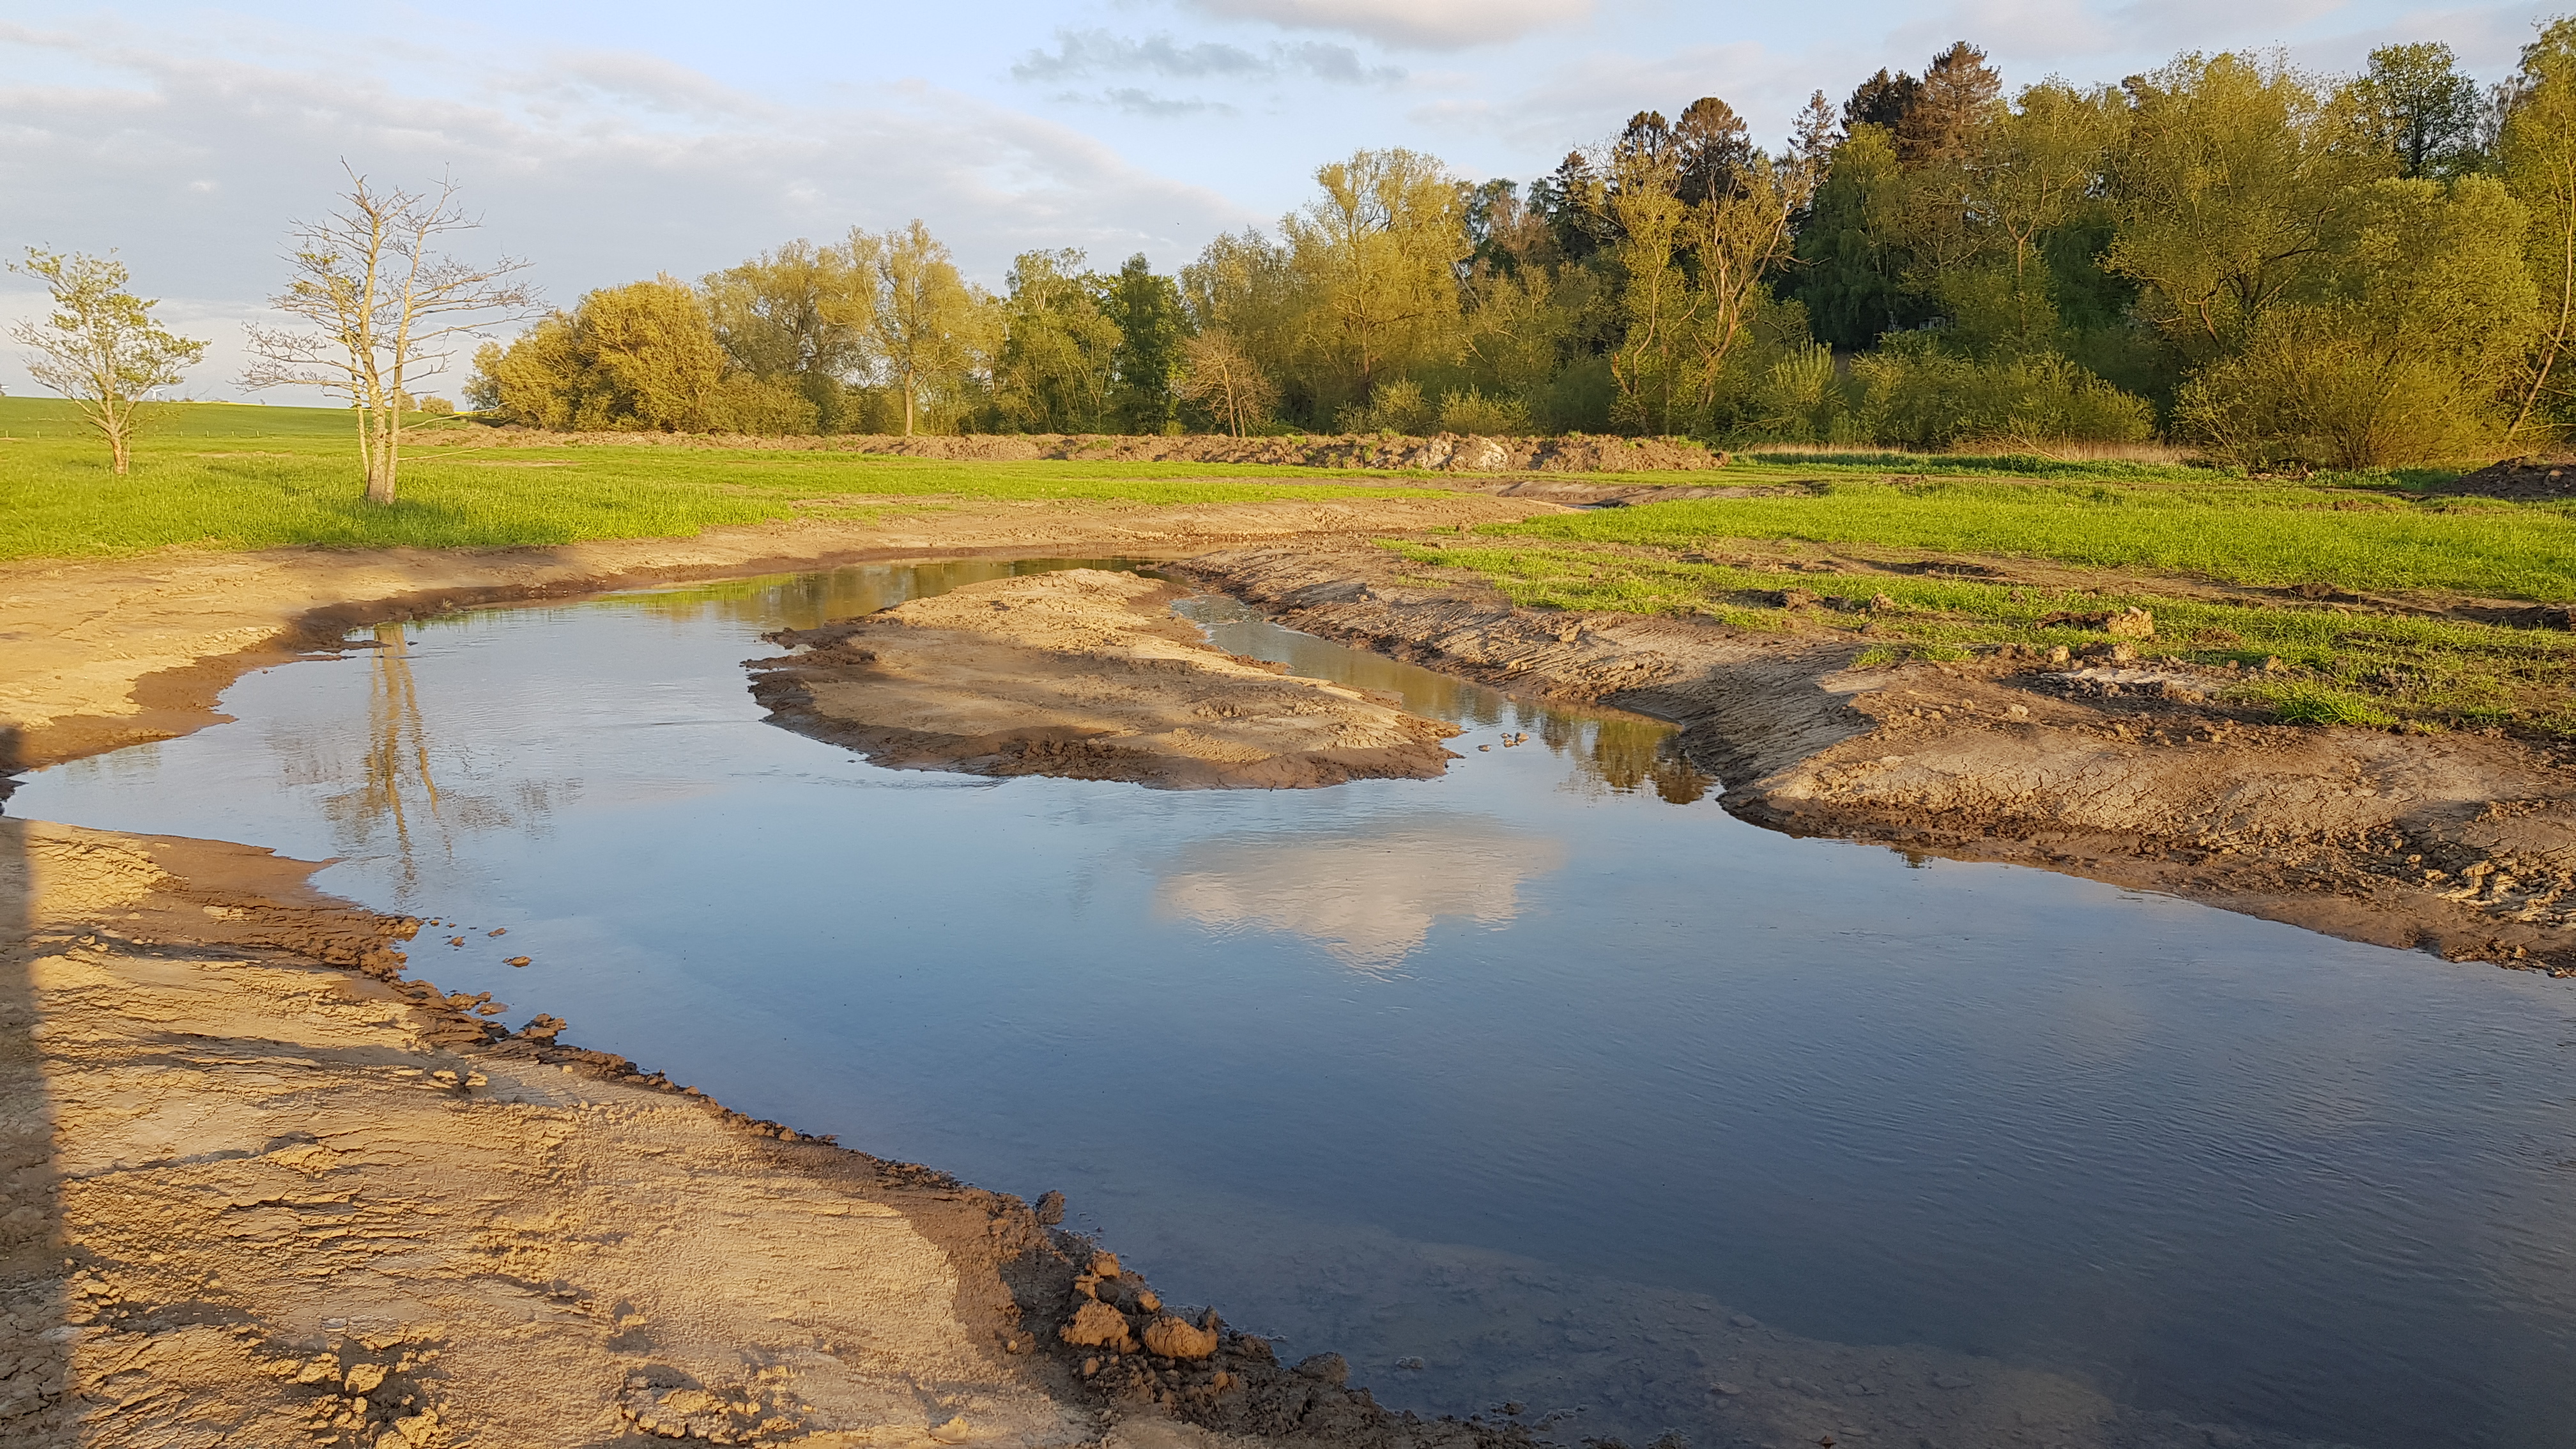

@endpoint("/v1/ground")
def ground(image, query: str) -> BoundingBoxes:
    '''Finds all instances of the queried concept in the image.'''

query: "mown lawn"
[0,399,1450,561]
[1409,470,2576,733]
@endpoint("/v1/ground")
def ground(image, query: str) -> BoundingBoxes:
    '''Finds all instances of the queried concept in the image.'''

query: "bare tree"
[8,249,207,475]
[242,168,540,503]
[1175,330,1276,436]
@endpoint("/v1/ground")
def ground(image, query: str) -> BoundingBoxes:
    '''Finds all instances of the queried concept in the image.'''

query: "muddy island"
[747,569,1460,790]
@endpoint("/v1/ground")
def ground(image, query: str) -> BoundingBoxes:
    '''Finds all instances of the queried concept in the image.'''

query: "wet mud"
[747,570,1459,789]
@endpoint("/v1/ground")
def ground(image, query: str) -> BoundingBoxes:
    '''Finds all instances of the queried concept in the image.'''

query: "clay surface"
[747,570,1460,789]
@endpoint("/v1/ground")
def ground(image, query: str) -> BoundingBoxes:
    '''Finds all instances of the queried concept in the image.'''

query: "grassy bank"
[1405,471,2576,735]
[0,399,1447,561]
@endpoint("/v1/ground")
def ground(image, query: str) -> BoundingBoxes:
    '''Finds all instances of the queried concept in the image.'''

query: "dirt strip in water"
[748,570,1459,789]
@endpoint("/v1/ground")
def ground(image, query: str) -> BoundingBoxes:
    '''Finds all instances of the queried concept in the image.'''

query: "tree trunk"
[903,375,916,437]
[111,431,130,477]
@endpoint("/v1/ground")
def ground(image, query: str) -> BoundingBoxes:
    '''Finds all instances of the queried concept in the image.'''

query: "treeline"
[469,22,2576,468]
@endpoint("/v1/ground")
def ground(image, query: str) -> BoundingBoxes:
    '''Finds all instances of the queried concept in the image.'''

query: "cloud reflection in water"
[1155,819,1567,972]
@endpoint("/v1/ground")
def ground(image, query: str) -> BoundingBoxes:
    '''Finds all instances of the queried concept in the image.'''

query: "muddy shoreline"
[3,502,2568,1445]
[1,818,1549,1448]
[1170,544,2576,977]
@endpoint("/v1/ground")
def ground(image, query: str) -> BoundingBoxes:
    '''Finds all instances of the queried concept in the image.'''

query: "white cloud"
[0,27,1256,398]
[1184,0,1596,50]
[1014,29,1402,86]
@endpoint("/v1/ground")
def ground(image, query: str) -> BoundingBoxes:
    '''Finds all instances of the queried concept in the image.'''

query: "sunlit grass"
[1487,477,2575,601]
[0,398,1446,560]
[1392,541,2576,734]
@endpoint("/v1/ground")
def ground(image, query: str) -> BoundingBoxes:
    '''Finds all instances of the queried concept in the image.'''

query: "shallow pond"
[16,558,2576,1449]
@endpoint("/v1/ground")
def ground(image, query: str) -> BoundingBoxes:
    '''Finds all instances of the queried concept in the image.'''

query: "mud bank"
[1178,545,2576,976]
[439,428,1726,475]
[0,494,1548,783]
[748,571,1459,789]
[0,818,1548,1448]
[0,824,2349,1449]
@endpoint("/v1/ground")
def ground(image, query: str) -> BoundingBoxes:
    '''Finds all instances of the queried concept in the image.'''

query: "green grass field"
[12,395,2570,732]
[1402,469,2576,733]
[0,398,1450,560]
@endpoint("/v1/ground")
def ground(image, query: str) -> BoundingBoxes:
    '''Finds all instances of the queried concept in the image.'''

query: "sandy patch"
[0,819,1535,1448]
[748,571,1460,789]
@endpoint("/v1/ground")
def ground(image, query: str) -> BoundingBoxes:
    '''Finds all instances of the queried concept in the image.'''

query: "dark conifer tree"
[1844,68,1919,134]
[1897,41,2002,167]
[1675,96,1756,203]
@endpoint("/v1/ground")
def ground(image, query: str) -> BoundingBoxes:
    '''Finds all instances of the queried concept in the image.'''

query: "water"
[15,559,2576,1448]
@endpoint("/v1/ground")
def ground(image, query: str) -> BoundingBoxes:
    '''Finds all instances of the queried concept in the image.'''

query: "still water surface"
[17,559,2576,1448]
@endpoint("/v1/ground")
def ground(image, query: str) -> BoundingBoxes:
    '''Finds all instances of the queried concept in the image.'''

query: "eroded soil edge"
[1177,544,2576,977]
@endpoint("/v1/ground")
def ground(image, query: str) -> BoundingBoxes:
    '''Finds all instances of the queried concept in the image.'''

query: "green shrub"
[1337,378,1434,434]
[1436,385,1531,435]
[1846,335,2153,448]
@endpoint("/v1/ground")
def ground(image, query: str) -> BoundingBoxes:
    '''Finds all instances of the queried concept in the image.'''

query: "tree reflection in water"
[323,622,444,889]
[1545,714,1713,805]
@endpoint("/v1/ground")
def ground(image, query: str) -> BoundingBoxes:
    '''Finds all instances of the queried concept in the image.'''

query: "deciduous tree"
[2349,42,2484,180]
[1176,330,1276,436]
[1282,149,1470,410]
[2501,19,2576,438]
[2104,53,2390,362]
[865,220,997,436]
[6,249,206,475]
[243,169,539,503]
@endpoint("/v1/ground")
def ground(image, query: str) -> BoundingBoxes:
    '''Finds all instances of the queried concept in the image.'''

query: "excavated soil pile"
[1179,545,2576,974]
[747,569,1460,788]
[441,427,1726,473]
[0,818,1538,1449]
[2437,455,2576,501]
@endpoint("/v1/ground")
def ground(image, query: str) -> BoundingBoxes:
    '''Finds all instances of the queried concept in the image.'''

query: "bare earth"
[0,821,2319,1449]
[748,571,1459,789]
[0,494,1544,775]
[1181,544,2576,976]
[1,490,2569,1448]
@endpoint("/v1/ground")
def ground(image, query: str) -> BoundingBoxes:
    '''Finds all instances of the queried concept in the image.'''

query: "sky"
[1,0,2564,399]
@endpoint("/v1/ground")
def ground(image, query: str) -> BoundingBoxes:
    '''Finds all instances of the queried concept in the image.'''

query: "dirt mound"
[438,425,1727,473]
[747,569,1460,788]
[2437,455,2576,500]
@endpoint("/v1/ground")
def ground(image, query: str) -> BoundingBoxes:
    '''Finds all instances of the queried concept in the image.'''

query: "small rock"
[1931,1373,1972,1390]
[1034,1191,1066,1225]
[930,1415,972,1443]
[1088,1250,1121,1278]
[505,956,532,967]
[1729,1313,1758,1328]
[1294,1352,1349,1386]
[1394,1356,1426,1371]
[344,1361,388,1394]
[1503,1402,1525,1416]
[487,928,506,936]
[1142,1313,1222,1360]
[1059,1300,1136,1353]
[1712,1381,1745,1396]
[2105,607,2155,639]
[1869,592,1898,611]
